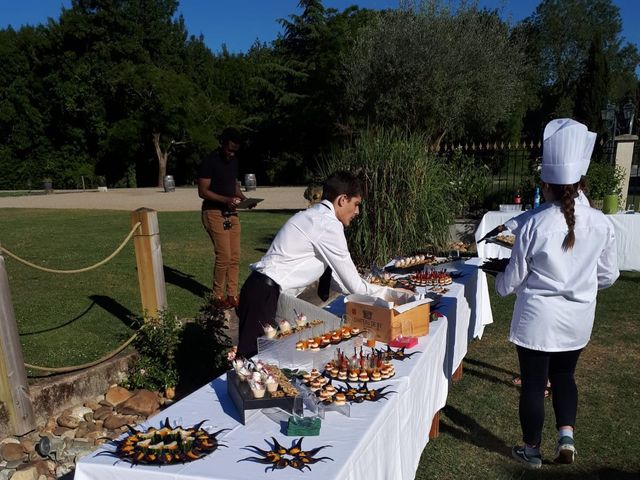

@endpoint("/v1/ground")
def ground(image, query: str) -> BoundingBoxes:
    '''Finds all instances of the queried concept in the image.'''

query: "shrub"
[123,310,182,391]
[585,160,625,200]
[320,128,456,265]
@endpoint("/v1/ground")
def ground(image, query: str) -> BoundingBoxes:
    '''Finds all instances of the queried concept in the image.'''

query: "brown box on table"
[345,292,430,343]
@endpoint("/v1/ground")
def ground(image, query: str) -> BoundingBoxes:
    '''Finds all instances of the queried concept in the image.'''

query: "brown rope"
[25,332,137,374]
[0,221,141,274]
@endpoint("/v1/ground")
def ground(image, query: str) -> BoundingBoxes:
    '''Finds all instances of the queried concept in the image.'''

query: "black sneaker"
[511,445,542,469]
[554,436,577,464]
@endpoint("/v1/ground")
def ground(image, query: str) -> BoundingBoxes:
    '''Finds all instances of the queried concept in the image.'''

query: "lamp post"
[601,102,617,163]
[622,100,635,135]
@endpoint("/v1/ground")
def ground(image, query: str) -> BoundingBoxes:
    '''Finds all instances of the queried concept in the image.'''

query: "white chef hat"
[541,118,588,185]
[581,131,597,176]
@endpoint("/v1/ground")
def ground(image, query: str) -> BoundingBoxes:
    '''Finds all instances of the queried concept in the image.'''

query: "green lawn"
[416,274,640,479]
[0,209,290,369]
[1,208,639,477]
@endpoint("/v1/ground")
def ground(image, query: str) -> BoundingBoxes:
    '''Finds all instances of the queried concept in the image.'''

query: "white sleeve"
[597,222,619,289]
[495,220,531,296]
[317,222,385,296]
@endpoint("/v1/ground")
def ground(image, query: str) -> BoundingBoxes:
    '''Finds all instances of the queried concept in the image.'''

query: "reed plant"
[321,128,456,266]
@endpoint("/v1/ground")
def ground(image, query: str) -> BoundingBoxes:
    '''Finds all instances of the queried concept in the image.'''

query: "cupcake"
[334,393,346,405]
[296,312,307,328]
[309,342,320,352]
[321,336,331,346]
[319,390,331,400]
[310,369,320,378]
[250,381,266,399]
[278,319,292,335]
[295,341,305,351]
[310,380,323,391]
[302,373,312,383]
[331,333,341,343]
[265,376,278,393]
[263,324,277,339]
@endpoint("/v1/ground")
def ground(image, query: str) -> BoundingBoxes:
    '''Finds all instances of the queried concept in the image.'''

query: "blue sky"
[1,0,638,57]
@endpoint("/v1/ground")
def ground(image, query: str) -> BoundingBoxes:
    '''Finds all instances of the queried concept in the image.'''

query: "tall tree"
[574,32,609,134]
[343,0,527,144]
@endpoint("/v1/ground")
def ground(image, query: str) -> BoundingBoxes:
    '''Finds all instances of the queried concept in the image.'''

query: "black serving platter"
[227,370,303,425]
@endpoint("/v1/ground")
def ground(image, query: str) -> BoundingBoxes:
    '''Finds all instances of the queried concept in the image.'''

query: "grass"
[0,209,290,369]
[1,208,639,477]
[415,274,640,479]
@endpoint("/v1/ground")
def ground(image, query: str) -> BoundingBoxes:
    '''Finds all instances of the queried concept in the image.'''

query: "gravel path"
[0,187,308,211]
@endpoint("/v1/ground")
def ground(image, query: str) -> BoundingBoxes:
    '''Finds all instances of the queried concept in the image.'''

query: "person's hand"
[226,196,241,210]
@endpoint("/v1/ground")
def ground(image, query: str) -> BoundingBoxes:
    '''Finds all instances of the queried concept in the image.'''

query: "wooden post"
[429,411,440,439]
[0,253,36,435]
[131,208,167,317]
[452,362,463,382]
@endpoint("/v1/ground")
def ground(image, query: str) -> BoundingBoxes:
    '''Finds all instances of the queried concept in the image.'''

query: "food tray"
[227,370,303,425]
[486,237,514,249]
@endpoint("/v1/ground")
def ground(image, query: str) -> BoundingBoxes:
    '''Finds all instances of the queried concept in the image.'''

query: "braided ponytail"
[549,182,579,250]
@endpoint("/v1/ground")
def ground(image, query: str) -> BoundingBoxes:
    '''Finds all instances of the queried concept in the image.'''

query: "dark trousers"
[516,345,582,446]
[236,271,280,358]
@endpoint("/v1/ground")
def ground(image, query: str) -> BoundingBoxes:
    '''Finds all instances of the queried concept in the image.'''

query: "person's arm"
[495,220,531,296]
[316,222,385,296]
[235,181,247,201]
[197,178,240,210]
[597,223,619,289]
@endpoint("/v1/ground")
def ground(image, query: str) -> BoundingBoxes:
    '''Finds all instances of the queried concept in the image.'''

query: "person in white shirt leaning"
[235,171,387,357]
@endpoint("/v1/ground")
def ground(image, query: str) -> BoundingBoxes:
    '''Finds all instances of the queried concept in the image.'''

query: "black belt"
[251,270,280,289]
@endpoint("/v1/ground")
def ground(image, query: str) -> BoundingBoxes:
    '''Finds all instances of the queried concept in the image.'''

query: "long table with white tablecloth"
[75,260,492,480]
[475,210,640,271]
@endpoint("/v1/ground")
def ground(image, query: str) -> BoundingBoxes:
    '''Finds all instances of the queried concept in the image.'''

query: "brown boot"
[226,295,239,309]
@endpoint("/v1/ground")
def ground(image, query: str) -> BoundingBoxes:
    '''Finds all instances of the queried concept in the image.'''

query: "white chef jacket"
[496,203,619,351]
[504,190,590,235]
[252,200,386,297]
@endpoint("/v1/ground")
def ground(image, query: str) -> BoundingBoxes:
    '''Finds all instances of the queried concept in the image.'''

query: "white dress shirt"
[496,203,619,351]
[252,200,386,297]
[504,190,590,235]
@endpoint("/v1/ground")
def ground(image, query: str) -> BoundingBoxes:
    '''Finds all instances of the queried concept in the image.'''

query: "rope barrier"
[25,332,138,374]
[0,221,141,274]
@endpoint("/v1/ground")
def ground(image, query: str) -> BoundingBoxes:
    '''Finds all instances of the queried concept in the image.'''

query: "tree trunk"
[152,133,169,188]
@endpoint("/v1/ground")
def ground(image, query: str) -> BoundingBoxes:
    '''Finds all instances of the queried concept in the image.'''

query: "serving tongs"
[477,224,507,243]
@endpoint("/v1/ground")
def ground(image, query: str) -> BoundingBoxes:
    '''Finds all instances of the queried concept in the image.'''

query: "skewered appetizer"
[408,270,452,287]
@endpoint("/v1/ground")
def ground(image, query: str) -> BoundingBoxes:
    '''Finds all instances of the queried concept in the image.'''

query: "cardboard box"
[345,290,431,343]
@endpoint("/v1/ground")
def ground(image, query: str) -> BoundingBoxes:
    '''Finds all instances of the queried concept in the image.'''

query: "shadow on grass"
[441,405,511,459]
[464,366,517,389]
[89,295,136,328]
[20,301,96,336]
[164,265,209,298]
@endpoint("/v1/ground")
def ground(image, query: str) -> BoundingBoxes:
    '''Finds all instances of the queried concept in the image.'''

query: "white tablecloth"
[75,261,491,480]
[475,211,640,271]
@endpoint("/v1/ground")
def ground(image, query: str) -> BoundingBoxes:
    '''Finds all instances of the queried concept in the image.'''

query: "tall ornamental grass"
[321,129,455,266]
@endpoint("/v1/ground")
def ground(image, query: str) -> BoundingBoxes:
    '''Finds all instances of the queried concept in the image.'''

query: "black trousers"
[516,345,582,446]
[236,271,280,358]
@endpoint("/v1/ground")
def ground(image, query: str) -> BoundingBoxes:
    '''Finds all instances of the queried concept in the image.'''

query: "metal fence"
[438,138,639,213]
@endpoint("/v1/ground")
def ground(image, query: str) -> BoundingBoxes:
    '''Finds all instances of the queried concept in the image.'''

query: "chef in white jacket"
[495,119,619,469]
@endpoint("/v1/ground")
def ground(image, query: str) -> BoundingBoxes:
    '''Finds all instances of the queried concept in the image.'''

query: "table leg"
[452,362,463,382]
[429,411,440,439]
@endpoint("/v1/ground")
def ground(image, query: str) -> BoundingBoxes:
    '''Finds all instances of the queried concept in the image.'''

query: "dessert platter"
[293,325,361,352]
[104,417,228,465]
[405,270,453,287]
[298,369,397,406]
[486,234,516,249]
[321,349,396,383]
[228,357,303,424]
[262,312,324,340]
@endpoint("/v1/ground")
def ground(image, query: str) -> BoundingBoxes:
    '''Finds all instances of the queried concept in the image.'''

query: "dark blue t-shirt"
[198,149,239,211]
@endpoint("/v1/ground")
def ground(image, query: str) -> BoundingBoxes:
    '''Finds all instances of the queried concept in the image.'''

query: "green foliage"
[320,128,456,265]
[124,311,182,391]
[444,150,491,216]
[585,160,625,200]
[343,0,527,142]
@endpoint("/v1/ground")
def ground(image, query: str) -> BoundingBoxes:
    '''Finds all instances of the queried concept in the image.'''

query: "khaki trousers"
[201,209,241,298]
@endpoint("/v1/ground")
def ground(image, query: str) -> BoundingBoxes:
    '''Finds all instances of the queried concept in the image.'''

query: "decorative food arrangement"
[321,349,396,383]
[104,418,228,465]
[299,369,397,405]
[392,254,436,269]
[262,312,324,339]
[293,325,361,352]
[406,269,453,287]
[231,358,298,399]
[241,437,333,472]
[373,345,421,362]
[447,241,473,253]
[368,271,399,287]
